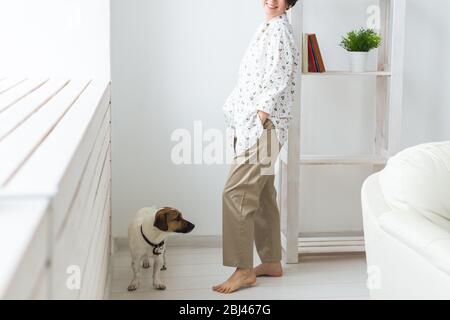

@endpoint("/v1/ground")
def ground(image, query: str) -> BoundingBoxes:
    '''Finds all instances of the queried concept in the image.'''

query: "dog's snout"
[182,221,195,233]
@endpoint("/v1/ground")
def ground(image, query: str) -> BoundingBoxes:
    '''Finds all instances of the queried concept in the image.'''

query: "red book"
[308,35,317,72]
[310,34,326,72]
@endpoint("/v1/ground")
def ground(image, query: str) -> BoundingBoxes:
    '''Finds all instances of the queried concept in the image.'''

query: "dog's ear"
[154,208,169,231]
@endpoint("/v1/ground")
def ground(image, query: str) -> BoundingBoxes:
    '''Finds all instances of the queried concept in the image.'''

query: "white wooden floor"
[108,243,369,300]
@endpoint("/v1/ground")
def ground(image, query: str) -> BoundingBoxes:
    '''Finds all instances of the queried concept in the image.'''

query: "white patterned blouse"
[223,12,300,156]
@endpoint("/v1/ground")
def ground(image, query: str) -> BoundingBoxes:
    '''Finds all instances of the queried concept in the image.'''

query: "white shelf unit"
[303,71,392,77]
[280,0,406,263]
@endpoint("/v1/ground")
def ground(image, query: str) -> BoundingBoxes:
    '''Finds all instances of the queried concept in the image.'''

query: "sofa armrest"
[379,209,450,276]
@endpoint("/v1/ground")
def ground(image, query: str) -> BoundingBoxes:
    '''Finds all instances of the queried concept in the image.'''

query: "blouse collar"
[265,12,287,25]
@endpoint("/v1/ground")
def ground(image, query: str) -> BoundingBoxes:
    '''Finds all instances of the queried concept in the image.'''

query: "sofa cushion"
[379,141,450,221]
[379,209,450,276]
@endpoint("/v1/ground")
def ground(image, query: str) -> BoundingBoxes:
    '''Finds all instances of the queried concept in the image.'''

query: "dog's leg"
[127,255,142,291]
[142,253,150,269]
[161,250,167,270]
[152,254,166,290]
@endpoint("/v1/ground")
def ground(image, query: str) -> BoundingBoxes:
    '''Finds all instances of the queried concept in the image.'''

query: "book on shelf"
[310,34,326,72]
[303,33,326,73]
[302,33,309,73]
[307,35,317,72]
[309,35,320,72]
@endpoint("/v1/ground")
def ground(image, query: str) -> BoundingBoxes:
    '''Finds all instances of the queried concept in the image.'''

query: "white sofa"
[361,141,450,299]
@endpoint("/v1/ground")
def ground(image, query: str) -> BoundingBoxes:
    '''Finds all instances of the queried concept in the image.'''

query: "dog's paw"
[142,260,150,269]
[161,265,167,271]
[153,283,166,290]
[127,283,139,291]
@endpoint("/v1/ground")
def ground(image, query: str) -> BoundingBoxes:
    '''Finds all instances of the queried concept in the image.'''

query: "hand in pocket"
[257,110,268,125]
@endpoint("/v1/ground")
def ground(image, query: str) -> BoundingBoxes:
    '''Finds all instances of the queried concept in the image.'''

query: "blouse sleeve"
[255,27,297,116]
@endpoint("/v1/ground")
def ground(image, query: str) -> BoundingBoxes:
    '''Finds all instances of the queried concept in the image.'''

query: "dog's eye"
[176,216,182,221]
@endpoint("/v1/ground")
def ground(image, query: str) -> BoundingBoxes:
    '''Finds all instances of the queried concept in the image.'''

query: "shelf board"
[302,71,392,77]
[298,245,365,254]
[299,154,388,165]
[295,233,366,254]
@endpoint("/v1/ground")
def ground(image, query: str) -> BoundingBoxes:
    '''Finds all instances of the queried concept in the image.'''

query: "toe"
[218,286,227,293]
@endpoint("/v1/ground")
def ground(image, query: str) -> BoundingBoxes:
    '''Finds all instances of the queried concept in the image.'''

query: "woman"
[213,0,299,294]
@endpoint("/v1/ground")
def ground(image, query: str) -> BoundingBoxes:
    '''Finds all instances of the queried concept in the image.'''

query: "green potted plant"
[340,28,382,72]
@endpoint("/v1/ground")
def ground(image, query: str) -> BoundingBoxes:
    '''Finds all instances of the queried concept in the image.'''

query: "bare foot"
[254,262,283,277]
[212,268,257,294]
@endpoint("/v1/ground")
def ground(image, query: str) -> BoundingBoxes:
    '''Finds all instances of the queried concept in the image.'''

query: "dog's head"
[154,207,195,233]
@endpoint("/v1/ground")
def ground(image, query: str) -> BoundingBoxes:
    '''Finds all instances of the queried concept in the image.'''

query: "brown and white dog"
[127,206,195,291]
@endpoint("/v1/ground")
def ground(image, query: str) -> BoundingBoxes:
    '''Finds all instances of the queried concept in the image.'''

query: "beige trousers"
[222,120,282,269]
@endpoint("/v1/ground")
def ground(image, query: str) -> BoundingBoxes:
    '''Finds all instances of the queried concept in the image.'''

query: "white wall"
[402,0,450,147]
[111,0,450,237]
[111,0,263,237]
[0,0,110,80]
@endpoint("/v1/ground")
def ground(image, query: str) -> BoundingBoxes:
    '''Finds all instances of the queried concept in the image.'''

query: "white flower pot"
[349,51,369,73]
